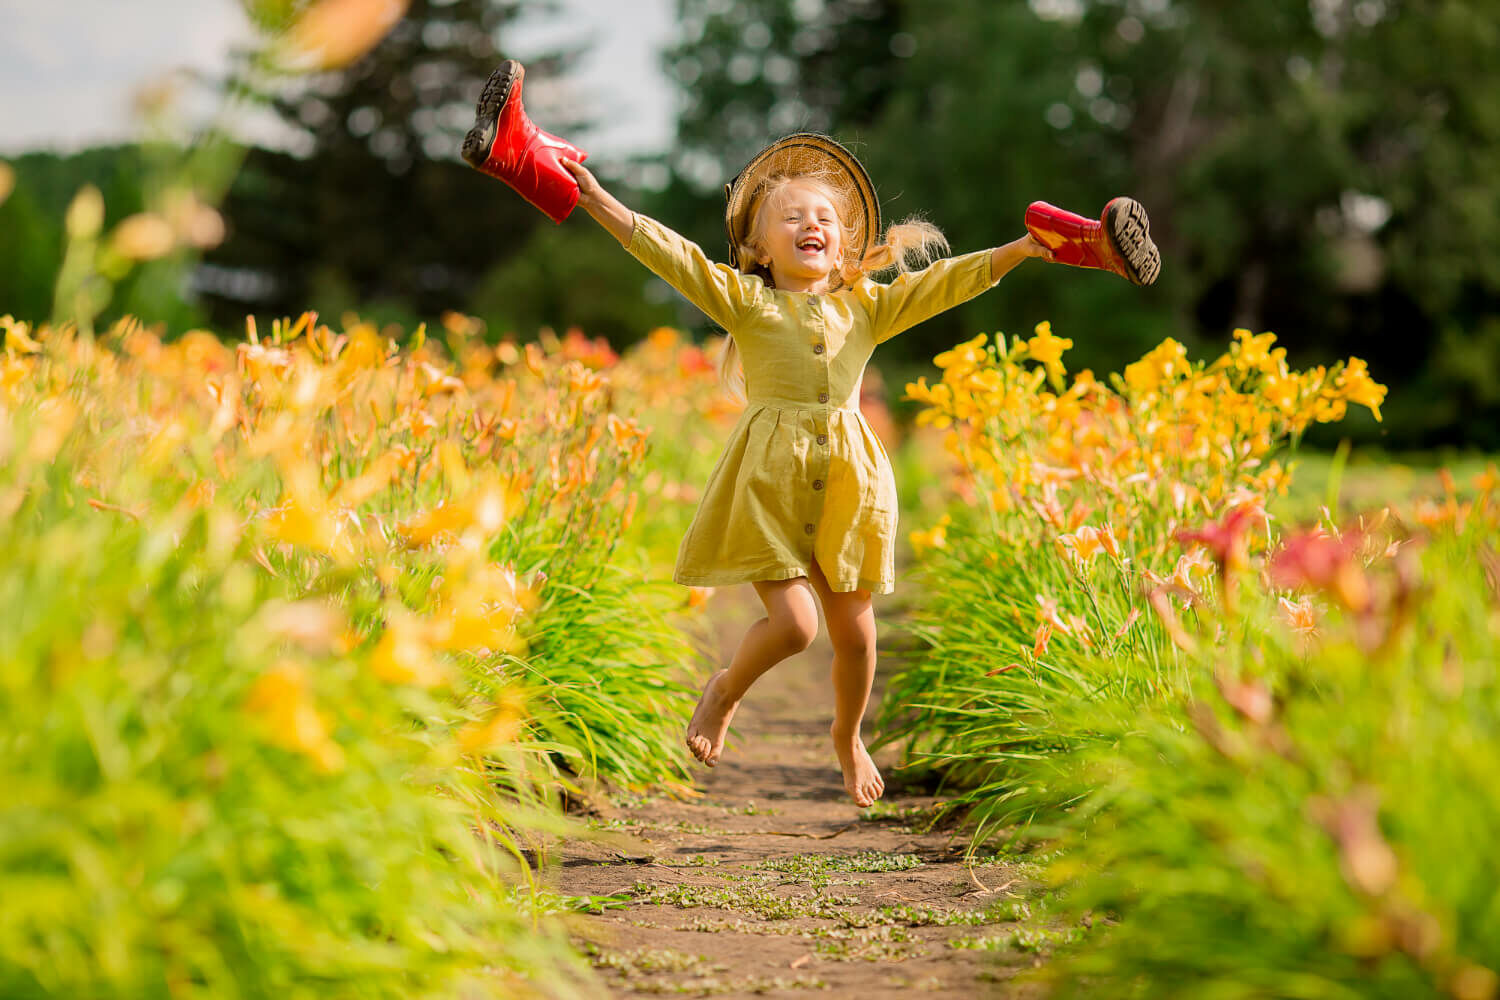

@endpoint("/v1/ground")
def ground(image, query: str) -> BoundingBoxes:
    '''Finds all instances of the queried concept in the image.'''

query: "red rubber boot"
[462,59,589,224]
[1025,197,1160,286]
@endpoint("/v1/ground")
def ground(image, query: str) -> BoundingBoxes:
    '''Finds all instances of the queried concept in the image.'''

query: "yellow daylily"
[1024,321,1073,380]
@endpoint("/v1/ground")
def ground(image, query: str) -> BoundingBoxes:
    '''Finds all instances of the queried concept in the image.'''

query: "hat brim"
[723,133,881,275]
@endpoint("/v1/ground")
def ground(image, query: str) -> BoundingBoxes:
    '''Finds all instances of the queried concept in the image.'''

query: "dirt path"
[551,585,1059,998]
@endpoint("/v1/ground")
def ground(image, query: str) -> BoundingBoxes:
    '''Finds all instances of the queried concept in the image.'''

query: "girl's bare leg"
[685,576,819,766]
[806,558,885,807]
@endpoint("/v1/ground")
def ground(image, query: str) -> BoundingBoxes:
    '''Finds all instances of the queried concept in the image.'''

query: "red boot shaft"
[1026,197,1160,286]
[463,60,588,224]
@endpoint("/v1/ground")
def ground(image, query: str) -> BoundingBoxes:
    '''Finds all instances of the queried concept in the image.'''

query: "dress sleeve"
[620,213,763,331]
[854,249,998,346]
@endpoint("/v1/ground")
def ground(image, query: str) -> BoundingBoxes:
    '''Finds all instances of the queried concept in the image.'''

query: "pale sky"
[0,0,680,159]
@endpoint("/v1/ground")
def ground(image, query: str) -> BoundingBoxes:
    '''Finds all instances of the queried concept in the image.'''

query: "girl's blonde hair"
[717,173,948,402]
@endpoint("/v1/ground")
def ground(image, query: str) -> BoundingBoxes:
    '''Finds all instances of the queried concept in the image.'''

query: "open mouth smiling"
[796,237,826,253]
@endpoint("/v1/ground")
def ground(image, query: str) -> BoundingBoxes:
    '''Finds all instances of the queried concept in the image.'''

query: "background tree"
[649,0,1500,447]
[203,0,587,329]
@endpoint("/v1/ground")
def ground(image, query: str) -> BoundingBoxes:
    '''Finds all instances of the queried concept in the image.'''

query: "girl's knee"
[769,599,819,652]
[828,625,873,661]
[825,600,875,660]
[758,577,819,653]
[775,609,819,653]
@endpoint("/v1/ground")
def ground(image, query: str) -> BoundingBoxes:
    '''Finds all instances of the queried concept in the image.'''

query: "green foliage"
[514,558,699,793]
[1039,526,1500,999]
[471,222,681,343]
[206,0,580,328]
[0,407,590,999]
[0,310,726,996]
[656,0,1500,446]
[0,148,204,332]
[873,504,1182,844]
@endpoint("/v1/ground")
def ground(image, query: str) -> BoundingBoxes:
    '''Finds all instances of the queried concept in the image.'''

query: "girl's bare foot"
[685,669,739,766]
[830,724,885,808]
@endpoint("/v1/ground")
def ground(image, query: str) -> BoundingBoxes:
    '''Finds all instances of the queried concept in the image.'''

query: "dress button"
[818,392,829,404]
[813,343,825,354]
[816,433,827,445]
[804,523,815,535]
[813,479,824,490]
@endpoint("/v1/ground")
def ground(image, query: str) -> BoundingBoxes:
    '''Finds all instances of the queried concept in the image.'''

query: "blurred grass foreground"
[0,310,747,997]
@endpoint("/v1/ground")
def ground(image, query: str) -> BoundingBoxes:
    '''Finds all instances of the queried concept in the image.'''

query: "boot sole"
[1103,197,1161,286]
[462,59,520,168]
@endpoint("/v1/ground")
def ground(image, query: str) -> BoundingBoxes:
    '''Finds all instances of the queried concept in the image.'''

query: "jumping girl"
[463,59,1159,807]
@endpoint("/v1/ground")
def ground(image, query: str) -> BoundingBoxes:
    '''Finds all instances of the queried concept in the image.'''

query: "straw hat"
[723,132,881,276]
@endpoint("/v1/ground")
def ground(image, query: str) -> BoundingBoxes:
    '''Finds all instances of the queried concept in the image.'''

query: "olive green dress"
[620,213,999,595]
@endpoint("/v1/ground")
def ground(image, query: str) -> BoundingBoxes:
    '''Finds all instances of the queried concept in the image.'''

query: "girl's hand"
[1022,232,1056,262]
[991,233,1055,283]
[560,157,635,245]
[561,158,603,208]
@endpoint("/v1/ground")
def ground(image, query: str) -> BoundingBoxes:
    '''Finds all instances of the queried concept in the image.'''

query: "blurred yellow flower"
[1335,357,1386,421]
[441,310,484,338]
[278,0,411,71]
[245,662,345,773]
[647,326,681,352]
[110,212,176,261]
[608,412,648,455]
[458,691,527,754]
[264,461,352,561]
[1228,328,1285,373]
[2,316,42,355]
[909,513,952,557]
[332,451,399,508]
[1123,338,1188,395]
[162,188,226,249]
[399,499,469,547]
[341,324,388,369]
[1056,525,1104,565]
[934,333,987,376]
[371,609,449,687]
[419,361,465,397]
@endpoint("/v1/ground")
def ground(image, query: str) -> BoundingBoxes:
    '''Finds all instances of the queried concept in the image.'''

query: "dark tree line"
[647,0,1500,446]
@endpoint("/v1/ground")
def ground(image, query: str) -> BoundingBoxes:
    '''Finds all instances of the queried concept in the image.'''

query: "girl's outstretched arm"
[993,233,1055,282]
[560,158,761,333]
[562,158,634,245]
[863,232,1057,345]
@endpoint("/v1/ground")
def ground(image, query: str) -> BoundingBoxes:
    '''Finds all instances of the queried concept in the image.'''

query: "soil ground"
[549,584,1067,999]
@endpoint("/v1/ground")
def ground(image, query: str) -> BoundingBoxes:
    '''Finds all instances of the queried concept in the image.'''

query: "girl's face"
[753,179,845,293]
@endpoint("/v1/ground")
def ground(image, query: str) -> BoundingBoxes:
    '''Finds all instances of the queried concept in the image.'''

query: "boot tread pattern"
[462,60,519,168]
[1105,197,1161,286]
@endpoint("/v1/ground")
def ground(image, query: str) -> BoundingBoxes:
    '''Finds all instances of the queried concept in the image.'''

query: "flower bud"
[65,185,105,240]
